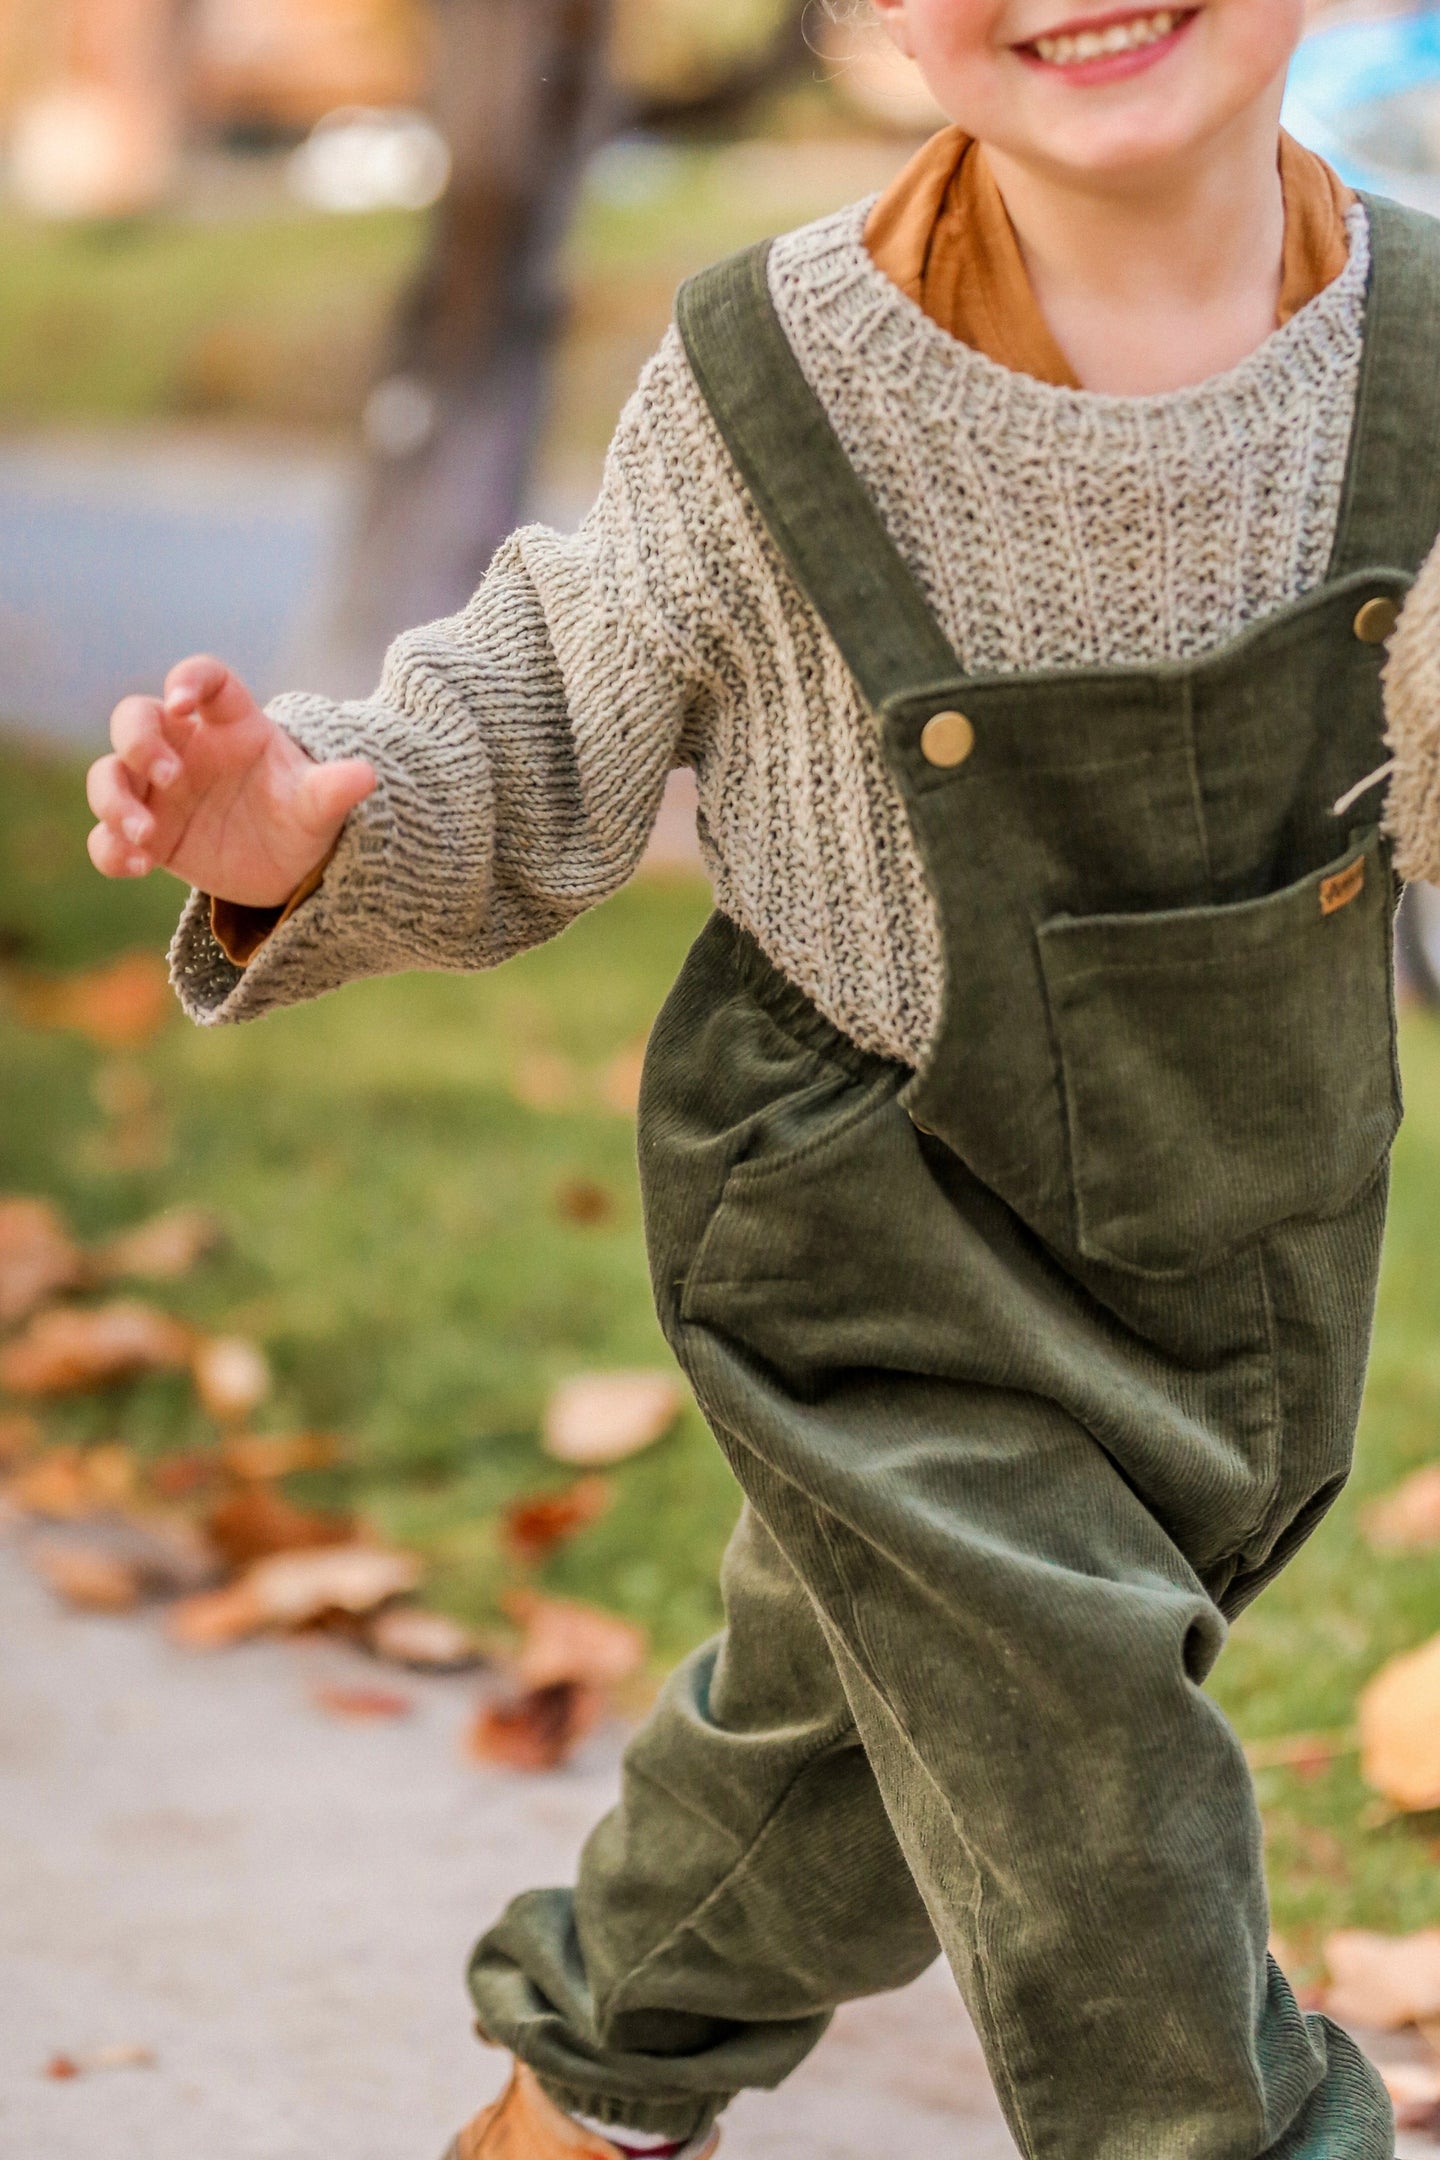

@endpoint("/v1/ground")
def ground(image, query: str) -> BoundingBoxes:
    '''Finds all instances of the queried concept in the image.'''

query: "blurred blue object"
[1284,6,1440,205]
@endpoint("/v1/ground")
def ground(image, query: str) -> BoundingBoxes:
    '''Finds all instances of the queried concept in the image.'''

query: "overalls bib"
[469,196,1440,2160]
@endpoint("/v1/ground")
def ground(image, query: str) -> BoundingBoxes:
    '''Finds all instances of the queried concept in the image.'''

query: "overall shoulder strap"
[1330,194,1440,579]
[676,241,960,718]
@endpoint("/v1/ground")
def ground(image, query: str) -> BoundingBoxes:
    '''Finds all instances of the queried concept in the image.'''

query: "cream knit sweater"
[170,199,1371,1066]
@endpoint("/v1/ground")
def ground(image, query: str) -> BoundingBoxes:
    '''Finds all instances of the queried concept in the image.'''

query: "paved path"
[0,1536,1017,2160]
[0,431,355,746]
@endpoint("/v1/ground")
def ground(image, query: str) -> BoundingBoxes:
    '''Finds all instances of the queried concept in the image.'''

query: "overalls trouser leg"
[470,196,1440,2158]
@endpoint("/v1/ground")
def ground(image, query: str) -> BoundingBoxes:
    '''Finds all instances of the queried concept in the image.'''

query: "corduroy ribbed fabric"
[465,198,1440,2159]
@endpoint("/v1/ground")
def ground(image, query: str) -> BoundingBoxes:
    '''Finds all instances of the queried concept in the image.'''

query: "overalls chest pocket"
[1037,826,1400,1278]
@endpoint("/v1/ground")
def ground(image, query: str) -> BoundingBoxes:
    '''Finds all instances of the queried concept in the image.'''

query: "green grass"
[6,735,1440,1967]
[0,209,422,429]
[0,737,733,1667]
[0,137,904,444]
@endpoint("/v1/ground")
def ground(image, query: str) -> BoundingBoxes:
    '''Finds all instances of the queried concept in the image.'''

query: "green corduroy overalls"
[469,194,1440,2160]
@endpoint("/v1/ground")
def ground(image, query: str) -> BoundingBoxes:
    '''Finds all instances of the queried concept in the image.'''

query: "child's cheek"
[877,0,1014,126]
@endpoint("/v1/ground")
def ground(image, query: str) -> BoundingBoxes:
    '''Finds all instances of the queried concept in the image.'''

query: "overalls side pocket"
[1037,828,1400,1278]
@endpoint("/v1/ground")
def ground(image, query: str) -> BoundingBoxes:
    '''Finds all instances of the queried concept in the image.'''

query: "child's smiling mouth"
[1014,5,1200,81]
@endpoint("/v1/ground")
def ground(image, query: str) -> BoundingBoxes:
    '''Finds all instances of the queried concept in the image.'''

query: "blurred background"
[7,1,1440,2110]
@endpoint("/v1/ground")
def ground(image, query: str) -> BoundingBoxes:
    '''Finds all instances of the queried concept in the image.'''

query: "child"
[85,0,1440,2150]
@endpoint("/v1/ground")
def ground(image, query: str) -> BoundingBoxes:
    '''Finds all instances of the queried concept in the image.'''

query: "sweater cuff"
[209,844,337,967]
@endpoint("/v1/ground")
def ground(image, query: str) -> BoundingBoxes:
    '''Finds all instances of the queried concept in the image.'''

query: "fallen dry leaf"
[1,1301,192,1395]
[148,1449,223,1500]
[367,1605,482,1671]
[508,1589,647,1692]
[12,950,171,1049]
[554,1177,615,1227]
[600,1041,647,1117]
[1325,1929,1440,2028]
[246,1543,421,1624]
[205,1484,353,1570]
[166,1578,267,1649]
[168,1542,421,1649]
[40,2045,155,2080]
[502,1477,611,1564]
[542,1371,682,1467]
[220,1430,340,1481]
[314,1684,413,1720]
[94,1207,222,1284]
[30,1541,142,1614]
[511,1051,581,1112]
[465,1680,607,1772]
[1360,1634,1440,1811]
[1364,1466,1440,1553]
[88,2045,156,2072]
[1243,1731,1355,1776]
[0,1198,84,1326]
[9,1443,136,1518]
[193,1336,271,1425]
[27,1510,215,1606]
[0,1410,42,1466]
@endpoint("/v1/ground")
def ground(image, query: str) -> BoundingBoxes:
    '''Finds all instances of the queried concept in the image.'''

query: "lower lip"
[1015,9,1197,85]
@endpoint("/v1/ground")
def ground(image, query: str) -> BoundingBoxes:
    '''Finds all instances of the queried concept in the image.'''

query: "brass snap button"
[920,710,975,769]
[1354,596,1399,645]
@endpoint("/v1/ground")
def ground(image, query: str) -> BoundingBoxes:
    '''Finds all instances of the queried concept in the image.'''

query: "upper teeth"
[1033,9,1179,62]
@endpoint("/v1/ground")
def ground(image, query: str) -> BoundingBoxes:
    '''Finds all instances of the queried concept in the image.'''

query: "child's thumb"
[296,756,377,835]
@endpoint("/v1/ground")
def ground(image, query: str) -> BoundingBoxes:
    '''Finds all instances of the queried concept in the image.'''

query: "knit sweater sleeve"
[168,331,707,1027]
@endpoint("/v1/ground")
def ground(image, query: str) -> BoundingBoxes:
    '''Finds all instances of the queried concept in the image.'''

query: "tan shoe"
[443,2064,718,2160]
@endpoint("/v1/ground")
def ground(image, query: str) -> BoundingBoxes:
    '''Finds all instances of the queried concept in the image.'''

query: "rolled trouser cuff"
[532,2079,724,2144]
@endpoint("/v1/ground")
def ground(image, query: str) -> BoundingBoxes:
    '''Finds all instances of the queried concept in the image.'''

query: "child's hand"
[86,658,376,908]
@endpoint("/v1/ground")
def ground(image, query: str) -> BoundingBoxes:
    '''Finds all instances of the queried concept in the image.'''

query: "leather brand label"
[1320,857,1366,916]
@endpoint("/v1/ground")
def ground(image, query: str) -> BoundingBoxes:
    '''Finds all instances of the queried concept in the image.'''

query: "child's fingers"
[86,753,154,846]
[86,820,151,880]
[294,756,377,835]
[109,695,181,788]
[164,655,258,729]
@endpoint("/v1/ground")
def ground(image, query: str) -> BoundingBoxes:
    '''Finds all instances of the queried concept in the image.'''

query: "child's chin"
[1016,93,1230,182]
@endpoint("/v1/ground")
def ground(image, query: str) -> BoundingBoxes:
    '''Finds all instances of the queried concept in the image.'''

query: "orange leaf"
[542,1371,682,1467]
[1359,1633,1440,1811]
[13,950,171,1049]
[502,1477,611,1564]
[44,2056,81,2081]
[367,1605,481,1670]
[31,1541,143,1613]
[465,1681,606,1772]
[600,1041,646,1117]
[170,1543,422,1650]
[314,1684,413,1720]
[510,1051,580,1112]
[1324,1928,1440,2028]
[554,1177,614,1227]
[1363,1465,1440,1553]
[10,1443,136,1518]
[242,1543,421,1625]
[220,1430,341,1481]
[1,1301,192,1395]
[0,1198,84,1326]
[0,1410,42,1467]
[148,1449,224,1500]
[205,1484,353,1570]
[507,1589,646,1691]
[192,1336,271,1425]
[166,1578,268,1649]
[94,1207,221,1283]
